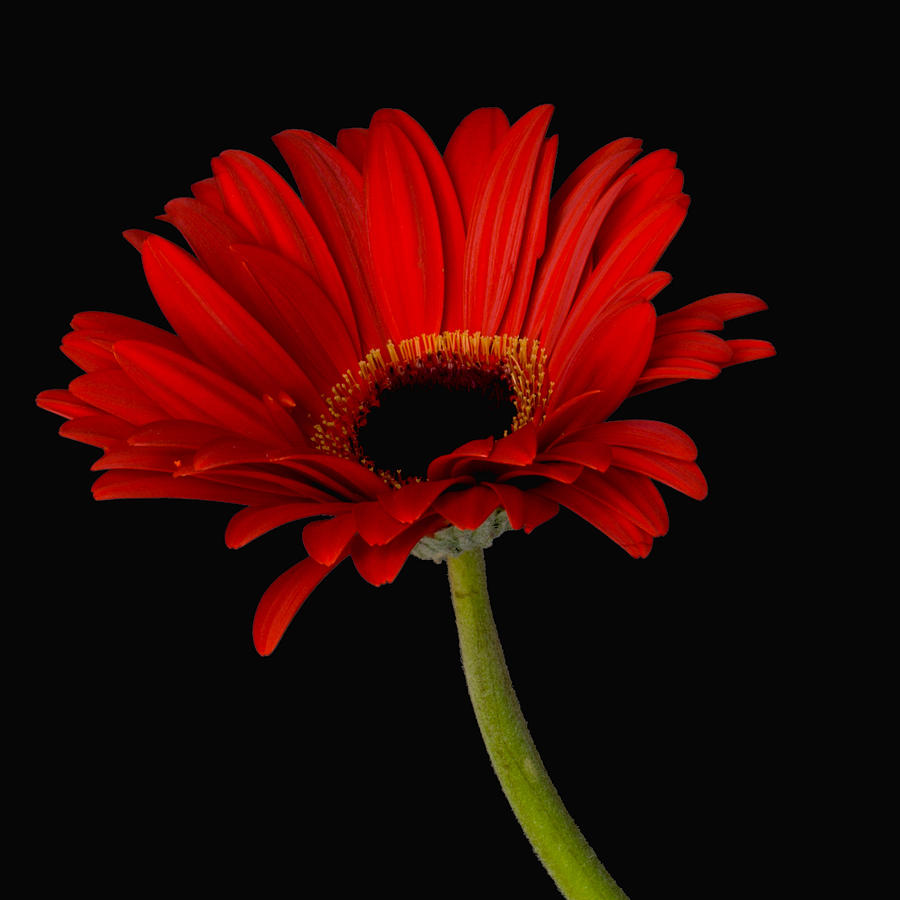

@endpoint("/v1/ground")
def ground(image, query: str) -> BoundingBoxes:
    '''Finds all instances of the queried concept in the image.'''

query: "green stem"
[446,547,628,900]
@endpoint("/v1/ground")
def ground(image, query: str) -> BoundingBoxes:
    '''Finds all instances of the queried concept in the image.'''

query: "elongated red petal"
[69,311,190,358]
[463,105,554,333]
[214,151,358,344]
[113,340,287,445]
[36,389,103,421]
[536,440,612,472]
[443,107,510,231]
[92,446,181,472]
[365,118,443,338]
[253,556,344,656]
[497,460,584,484]
[58,415,134,449]
[572,469,665,537]
[552,270,671,372]
[551,302,656,421]
[225,501,353,548]
[538,390,607,447]
[91,470,281,505]
[577,420,698,460]
[609,447,708,499]
[722,339,776,366]
[274,129,386,351]
[126,420,231,449]
[368,109,466,337]
[232,243,360,387]
[525,145,640,345]
[499,135,558,335]
[139,235,325,419]
[68,369,168,425]
[534,481,654,558]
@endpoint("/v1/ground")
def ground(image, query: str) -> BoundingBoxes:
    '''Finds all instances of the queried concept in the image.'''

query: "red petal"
[349,515,444,586]
[188,436,280,472]
[253,556,344,656]
[553,270,671,371]
[274,129,386,351]
[463,105,554,333]
[647,332,733,366]
[92,446,181,472]
[37,388,104,421]
[126,420,231,449]
[139,235,325,418]
[431,485,499,531]
[489,422,538,465]
[551,302,656,421]
[536,440,612,471]
[225,501,353,548]
[579,420,698,460]
[657,292,768,328]
[443,107,510,232]
[498,135,558,335]
[586,198,689,303]
[302,513,358,566]
[353,500,409,545]
[487,482,560,533]
[534,481,653,558]
[497,460,583,484]
[525,146,639,346]
[538,390,607,446]
[426,436,495,480]
[548,137,643,218]
[232,243,360,386]
[213,150,359,348]
[265,452,391,499]
[589,149,684,265]
[336,128,367,171]
[91,470,281,505]
[365,117,443,338]
[68,369,168,425]
[722,339,776,367]
[573,469,665,536]
[377,476,472,524]
[369,109,466,338]
[609,447,708,499]
[601,469,669,537]
[58,415,133,449]
[113,339,287,444]
[190,177,223,209]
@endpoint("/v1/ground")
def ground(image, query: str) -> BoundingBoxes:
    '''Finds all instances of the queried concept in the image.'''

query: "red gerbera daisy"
[36,104,774,656]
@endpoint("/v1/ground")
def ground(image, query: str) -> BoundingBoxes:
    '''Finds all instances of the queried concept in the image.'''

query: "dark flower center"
[313,331,552,487]
[356,375,517,482]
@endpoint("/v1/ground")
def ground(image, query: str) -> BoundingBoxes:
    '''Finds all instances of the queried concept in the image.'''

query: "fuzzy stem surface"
[446,547,629,900]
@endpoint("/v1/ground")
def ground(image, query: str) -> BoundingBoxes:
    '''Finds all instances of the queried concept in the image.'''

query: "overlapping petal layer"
[38,105,774,654]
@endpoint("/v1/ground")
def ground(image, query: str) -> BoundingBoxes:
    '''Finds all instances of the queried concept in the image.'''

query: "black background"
[19,19,828,899]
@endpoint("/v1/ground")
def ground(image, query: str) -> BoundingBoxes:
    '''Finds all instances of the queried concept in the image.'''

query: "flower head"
[37,105,774,654]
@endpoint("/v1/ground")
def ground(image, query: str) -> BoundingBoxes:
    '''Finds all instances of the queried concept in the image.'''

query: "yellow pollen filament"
[312,330,553,484]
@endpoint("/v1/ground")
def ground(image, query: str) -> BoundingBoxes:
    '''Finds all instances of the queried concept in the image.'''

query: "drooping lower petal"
[225,501,354,549]
[253,555,345,656]
[534,480,655,558]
